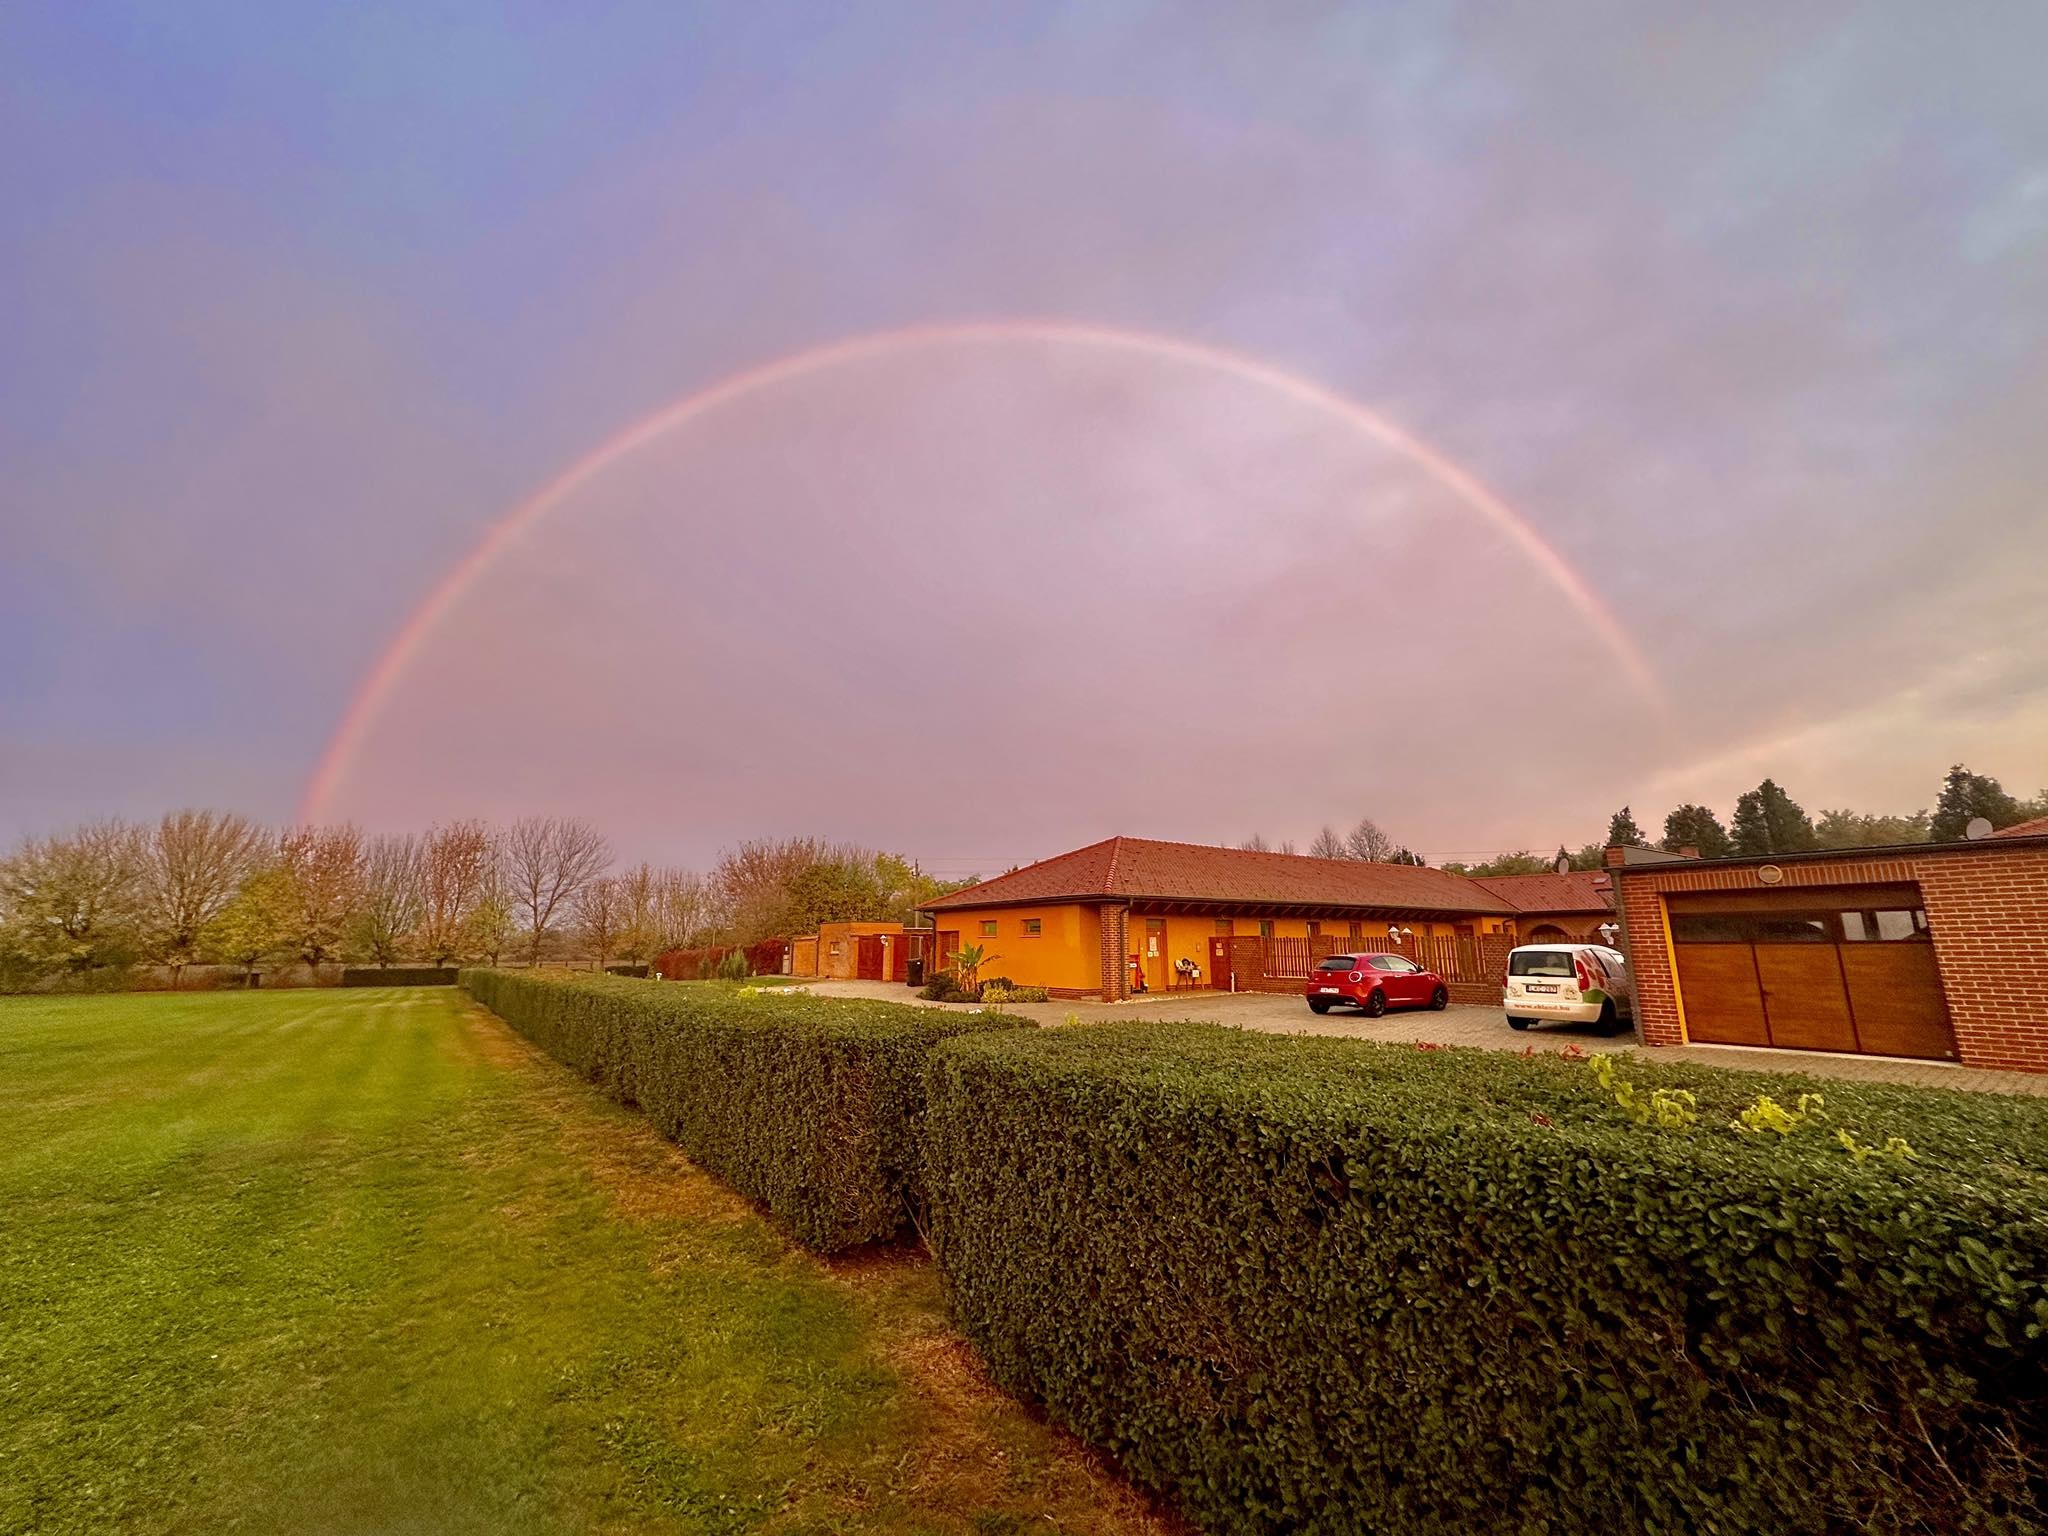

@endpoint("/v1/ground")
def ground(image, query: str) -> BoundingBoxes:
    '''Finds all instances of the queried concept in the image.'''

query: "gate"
[856,934,886,981]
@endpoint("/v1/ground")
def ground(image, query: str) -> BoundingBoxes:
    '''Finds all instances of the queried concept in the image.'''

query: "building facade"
[921,837,1520,1001]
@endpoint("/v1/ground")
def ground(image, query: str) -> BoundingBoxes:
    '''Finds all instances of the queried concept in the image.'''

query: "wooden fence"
[1225,931,1512,1005]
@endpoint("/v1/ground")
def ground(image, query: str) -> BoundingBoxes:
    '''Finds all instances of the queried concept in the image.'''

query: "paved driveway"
[796,978,2047,1095]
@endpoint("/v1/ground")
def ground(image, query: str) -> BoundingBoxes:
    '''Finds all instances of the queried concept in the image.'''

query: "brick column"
[1099,903,1129,1001]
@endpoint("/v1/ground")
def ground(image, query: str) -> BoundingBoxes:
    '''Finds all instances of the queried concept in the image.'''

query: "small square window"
[1258,920,1274,938]
[1021,918,1042,936]
[1213,919,1232,935]
[980,920,998,937]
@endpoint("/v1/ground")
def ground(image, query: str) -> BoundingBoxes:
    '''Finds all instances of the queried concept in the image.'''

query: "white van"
[1503,944,1633,1033]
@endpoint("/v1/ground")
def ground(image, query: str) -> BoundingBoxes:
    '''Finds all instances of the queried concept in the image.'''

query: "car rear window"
[1316,956,1358,971]
[1509,950,1576,977]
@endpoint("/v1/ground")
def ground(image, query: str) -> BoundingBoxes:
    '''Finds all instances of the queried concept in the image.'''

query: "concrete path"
[797,978,2048,1096]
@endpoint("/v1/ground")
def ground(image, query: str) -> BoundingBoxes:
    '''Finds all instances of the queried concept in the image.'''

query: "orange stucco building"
[920,837,1528,1000]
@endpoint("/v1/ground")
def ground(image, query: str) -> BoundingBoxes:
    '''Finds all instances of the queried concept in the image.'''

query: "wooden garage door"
[1668,889,1955,1060]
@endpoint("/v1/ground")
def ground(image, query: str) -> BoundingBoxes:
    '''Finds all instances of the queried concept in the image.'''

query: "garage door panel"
[1674,945,1769,1046]
[1840,946,1956,1060]
[1753,946,1857,1053]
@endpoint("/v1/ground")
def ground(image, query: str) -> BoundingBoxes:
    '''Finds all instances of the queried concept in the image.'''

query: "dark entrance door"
[856,934,885,981]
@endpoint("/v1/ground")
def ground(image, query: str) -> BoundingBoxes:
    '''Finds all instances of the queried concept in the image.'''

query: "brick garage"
[1612,832,2048,1073]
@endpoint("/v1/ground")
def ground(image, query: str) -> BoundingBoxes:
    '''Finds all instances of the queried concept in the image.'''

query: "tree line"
[1615,763,2044,860]
[0,814,975,991]
[1244,764,2045,880]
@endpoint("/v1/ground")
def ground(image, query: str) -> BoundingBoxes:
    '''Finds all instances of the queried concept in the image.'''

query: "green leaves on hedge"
[462,969,1022,1252]
[924,1026,2048,1534]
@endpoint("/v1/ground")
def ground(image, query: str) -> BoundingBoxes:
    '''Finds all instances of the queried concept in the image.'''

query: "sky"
[4,2,2046,877]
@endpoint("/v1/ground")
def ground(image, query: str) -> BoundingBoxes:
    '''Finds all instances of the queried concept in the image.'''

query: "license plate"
[1526,983,1558,993]
[1317,987,1341,995]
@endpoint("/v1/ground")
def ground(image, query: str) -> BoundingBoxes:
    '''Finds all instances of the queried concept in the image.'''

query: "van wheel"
[1598,1000,1627,1035]
[1308,999,1331,1015]
[1362,990,1386,1017]
[1429,986,1449,1011]
[1507,1016,1534,1031]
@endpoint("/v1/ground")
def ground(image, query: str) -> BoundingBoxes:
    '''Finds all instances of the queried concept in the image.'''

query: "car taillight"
[1574,958,1595,993]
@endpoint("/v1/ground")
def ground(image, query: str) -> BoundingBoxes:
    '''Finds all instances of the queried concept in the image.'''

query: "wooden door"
[1839,943,1954,1059]
[1752,941,1857,1052]
[1670,894,1955,1059]
[1208,936,1231,990]
[1672,919,1770,1046]
[856,935,885,980]
[1143,918,1167,992]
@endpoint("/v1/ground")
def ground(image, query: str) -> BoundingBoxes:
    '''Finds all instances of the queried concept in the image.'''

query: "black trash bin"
[906,958,925,988]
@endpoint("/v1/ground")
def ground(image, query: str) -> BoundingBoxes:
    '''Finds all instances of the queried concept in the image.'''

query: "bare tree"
[1277,839,1299,856]
[1237,834,1271,852]
[653,867,709,955]
[275,825,365,968]
[574,875,624,969]
[1344,817,1397,862]
[468,855,515,968]
[352,834,424,968]
[1308,826,1346,860]
[139,810,267,986]
[0,820,146,973]
[504,816,611,964]
[418,820,494,966]
[614,862,662,964]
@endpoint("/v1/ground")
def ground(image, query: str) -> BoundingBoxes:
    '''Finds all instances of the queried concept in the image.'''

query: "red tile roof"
[1468,870,1614,914]
[1990,816,2048,839]
[921,836,1514,915]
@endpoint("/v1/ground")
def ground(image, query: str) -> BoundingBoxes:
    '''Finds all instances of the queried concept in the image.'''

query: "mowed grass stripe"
[0,987,1164,1536]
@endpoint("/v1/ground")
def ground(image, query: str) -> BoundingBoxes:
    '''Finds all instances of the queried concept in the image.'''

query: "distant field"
[0,988,1157,1535]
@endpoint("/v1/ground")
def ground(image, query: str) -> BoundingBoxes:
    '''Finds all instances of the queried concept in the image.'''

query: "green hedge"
[340,966,458,987]
[925,1025,2048,1534]
[461,969,1024,1252]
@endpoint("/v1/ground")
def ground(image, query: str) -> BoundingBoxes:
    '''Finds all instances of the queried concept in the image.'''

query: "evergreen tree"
[1660,804,1731,859]
[1929,764,2024,841]
[1729,779,1816,856]
[1605,806,1645,847]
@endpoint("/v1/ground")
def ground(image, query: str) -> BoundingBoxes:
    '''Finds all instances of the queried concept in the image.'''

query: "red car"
[1305,952,1451,1016]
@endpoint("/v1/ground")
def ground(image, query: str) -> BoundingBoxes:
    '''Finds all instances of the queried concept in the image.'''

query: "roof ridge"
[1102,836,1124,895]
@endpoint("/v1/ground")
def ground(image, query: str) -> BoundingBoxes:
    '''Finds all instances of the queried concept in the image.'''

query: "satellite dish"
[1965,817,1993,841]
[1553,853,1572,876]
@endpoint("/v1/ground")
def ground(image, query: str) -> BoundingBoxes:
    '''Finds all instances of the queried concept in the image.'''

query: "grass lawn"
[0,988,1161,1535]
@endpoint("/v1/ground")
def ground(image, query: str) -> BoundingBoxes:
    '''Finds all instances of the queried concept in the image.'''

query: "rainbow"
[302,320,1665,821]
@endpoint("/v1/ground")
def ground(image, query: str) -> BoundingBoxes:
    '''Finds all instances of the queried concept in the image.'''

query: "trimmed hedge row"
[925,1025,2048,1535]
[340,966,459,987]
[461,968,1022,1251]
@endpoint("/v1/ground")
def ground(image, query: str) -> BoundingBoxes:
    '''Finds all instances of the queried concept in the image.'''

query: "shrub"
[919,973,977,1003]
[714,948,750,981]
[339,966,459,987]
[979,983,1048,1004]
[925,1025,2048,1534]
[462,968,1026,1252]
